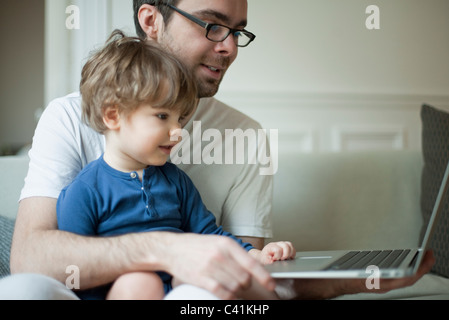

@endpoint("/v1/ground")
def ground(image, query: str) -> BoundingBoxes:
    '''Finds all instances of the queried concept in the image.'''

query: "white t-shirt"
[21,92,273,238]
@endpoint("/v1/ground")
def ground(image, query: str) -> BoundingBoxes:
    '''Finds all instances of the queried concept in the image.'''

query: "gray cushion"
[420,104,449,278]
[0,216,15,278]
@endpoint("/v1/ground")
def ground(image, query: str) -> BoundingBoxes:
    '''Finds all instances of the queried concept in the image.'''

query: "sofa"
[1,150,449,299]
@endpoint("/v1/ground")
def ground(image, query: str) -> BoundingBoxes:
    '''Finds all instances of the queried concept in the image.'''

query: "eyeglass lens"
[207,25,252,47]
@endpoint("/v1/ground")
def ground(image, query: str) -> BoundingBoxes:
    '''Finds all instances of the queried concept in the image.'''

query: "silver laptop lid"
[413,158,449,272]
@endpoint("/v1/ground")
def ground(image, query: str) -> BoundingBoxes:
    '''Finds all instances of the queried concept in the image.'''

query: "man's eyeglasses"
[166,4,256,48]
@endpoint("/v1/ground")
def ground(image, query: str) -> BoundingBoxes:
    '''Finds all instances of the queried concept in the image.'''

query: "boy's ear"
[138,4,162,40]
[103,105,121,130]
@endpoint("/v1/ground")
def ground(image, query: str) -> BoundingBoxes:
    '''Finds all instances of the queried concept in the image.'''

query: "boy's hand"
[260,241,296,265]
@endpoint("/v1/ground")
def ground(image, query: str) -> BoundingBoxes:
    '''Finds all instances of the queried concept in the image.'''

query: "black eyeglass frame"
[166,4,256,48]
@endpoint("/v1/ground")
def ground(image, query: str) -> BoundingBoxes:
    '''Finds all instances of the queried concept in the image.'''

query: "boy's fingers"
[272,241,296,260]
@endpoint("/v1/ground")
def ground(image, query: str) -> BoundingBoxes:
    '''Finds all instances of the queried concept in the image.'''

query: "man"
[3,0,433,300]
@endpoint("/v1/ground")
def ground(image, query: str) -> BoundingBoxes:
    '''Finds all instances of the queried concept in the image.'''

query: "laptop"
[265,159,449,279]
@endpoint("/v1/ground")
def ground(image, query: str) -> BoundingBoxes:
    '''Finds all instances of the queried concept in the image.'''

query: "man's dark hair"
[133,0,180,39]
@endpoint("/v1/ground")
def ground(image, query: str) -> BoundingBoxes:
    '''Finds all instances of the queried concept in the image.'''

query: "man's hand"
[163,234,276,300]
[287,250,436,300]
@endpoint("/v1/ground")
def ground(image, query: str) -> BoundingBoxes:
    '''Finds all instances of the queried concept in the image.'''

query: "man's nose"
[214,34,238,57]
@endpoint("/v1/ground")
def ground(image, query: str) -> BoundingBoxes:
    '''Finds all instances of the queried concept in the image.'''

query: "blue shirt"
[57,155,253,249]
[57,156,254,299]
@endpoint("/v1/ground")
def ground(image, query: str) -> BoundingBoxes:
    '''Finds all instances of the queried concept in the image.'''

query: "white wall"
[216,0,449,153]
[44,0,449,153]
[218,0,449,95]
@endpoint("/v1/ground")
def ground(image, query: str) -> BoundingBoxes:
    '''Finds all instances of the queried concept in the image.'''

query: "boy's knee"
[108,272,164,300]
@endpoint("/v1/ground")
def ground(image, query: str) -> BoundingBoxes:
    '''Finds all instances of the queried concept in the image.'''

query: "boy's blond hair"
[80,29,197,133]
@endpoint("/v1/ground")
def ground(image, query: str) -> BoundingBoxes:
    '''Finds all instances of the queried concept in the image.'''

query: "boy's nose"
[170,127,183,143]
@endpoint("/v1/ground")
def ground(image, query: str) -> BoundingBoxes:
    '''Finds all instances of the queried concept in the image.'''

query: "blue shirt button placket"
[141,177,157,217]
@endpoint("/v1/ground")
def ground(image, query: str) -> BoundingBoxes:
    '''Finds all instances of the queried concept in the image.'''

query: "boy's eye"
[157,113,168,120]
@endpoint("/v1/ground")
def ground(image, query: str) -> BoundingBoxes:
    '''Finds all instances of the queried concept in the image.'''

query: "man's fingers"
[200,277,237,300]
[226,239,276,292]
[195,238,274,299]
[208,251,253,295]
[377,250,436,293]
[167,234,276,298]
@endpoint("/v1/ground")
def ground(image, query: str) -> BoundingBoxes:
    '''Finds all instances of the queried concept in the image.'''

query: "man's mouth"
[202,64,223,74]
[207,66,219,72]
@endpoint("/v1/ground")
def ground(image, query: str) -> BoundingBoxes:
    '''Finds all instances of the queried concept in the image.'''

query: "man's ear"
[103,105,121,130]
[138,4,162,40]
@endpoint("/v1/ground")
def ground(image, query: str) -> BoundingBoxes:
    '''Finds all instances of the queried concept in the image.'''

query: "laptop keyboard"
[325,249,411,271]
